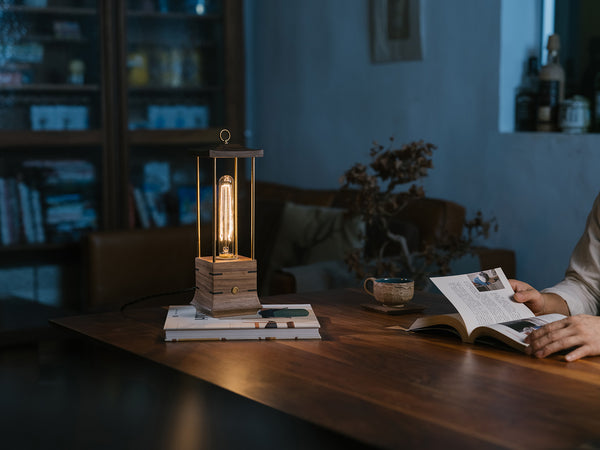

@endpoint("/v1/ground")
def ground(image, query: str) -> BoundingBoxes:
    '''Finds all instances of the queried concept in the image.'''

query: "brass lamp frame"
[190,134,264,317]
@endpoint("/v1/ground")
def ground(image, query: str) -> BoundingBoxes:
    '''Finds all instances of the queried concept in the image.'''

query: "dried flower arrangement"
[339,138,497,288]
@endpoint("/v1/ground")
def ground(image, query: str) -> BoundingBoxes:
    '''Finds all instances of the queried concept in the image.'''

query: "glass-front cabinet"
[0,0,244,242]
[0,0,102,131]
[125,0,223,132]
[0,0,105,251]
[0,0,243,308]
[121,0,244,230]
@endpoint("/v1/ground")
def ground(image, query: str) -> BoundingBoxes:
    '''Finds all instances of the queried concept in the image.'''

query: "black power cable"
[119,287,196,312]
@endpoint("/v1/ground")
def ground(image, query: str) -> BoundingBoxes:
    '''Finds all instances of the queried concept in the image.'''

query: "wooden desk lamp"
[190,129,263,317]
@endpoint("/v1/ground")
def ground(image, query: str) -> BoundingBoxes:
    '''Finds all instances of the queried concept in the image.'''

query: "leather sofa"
[82,181,515,311]
[255,181,515,296]
[83,225,199,311]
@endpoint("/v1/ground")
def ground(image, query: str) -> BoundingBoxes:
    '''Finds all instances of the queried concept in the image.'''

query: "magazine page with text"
[430,268,534,336]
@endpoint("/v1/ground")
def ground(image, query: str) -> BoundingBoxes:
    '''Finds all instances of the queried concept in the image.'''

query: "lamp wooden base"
[190,256,261,317]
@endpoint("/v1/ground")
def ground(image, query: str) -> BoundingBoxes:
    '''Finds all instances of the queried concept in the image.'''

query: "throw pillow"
[261,202,364,293]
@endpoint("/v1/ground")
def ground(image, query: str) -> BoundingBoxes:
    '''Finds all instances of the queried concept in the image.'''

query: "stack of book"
[163,304,321,341]
[0,159,99,246]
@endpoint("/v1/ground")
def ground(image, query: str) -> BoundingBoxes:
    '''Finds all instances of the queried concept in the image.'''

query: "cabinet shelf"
[0,84,100,93]
[126,10,221,21]
[2,5,97,16]
[127,39,217,48]
[0,130,102,148]
[15,35,89,45]
[128,85,221,94]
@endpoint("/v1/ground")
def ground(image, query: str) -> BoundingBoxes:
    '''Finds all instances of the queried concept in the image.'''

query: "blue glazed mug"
[363,277,414,306]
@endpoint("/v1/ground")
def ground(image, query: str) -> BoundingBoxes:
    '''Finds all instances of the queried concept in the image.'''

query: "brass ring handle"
[220,128,231,144]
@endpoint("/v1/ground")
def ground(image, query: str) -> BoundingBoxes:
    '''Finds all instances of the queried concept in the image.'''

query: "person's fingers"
[513,290,546,315]
[525,315,600,361]
[509,279,532,292]
[565,345,592,362]
[513,289,537,303]
[531,333,581,358]
[526,318,569,343]
[526,318,580,358]
[509,279,538,303]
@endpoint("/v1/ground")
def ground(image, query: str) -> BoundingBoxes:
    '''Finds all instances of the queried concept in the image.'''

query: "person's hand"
[525,315,600,361]
[509,279,546,315]
[509,279,570,316]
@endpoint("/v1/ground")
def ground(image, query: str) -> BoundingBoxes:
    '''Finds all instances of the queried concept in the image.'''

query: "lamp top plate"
[194,144,264,159]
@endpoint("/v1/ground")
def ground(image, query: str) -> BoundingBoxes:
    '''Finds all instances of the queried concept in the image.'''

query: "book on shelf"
[1,177,47,245]
[409,268,566,353]
[43,192,97,243]
[164,304,321,341]
[143,189,167,228]
[30,187,45,244]
[177,185,197,225]
[18,159,98,243]
[22,159,96,186]
[133,187,151,229]
[17,180,35,244]
[0,177,11,245]
[7,178,22,245]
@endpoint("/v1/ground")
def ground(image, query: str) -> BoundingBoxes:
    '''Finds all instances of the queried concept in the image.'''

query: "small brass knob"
[231,286,239,294]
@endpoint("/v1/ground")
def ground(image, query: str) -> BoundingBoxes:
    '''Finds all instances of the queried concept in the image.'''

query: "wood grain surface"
[51,289,600,449]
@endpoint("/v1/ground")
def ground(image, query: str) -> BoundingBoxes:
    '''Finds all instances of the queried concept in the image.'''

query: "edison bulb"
[217,175,237,259]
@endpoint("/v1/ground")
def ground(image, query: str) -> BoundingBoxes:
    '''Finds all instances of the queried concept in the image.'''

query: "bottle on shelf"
[536,34,565,132]
[559,95,590,134]
[515,56,539,131]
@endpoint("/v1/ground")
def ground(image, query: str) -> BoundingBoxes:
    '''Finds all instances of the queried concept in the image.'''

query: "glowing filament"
[217,175,237,259]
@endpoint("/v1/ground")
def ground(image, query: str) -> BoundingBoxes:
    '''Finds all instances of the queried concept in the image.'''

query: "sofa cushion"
[261,202,364,294]
[280,260,360,293]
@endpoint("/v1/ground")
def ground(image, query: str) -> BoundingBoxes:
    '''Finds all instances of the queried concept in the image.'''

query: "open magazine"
[409,268,566,352]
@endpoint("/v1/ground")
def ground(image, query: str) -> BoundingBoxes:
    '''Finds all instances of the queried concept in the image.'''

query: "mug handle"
[363,277,376,296]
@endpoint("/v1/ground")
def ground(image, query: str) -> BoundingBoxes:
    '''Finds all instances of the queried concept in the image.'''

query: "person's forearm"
[541,293,571,316]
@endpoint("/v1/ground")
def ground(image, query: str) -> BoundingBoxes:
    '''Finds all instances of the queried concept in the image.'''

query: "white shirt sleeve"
[542,193,600,316]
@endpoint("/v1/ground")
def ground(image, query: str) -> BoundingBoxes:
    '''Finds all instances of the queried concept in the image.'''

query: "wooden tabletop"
[51,288,600,449]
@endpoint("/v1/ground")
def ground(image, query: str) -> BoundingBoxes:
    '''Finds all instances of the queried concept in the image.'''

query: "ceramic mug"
[363,277,414,306]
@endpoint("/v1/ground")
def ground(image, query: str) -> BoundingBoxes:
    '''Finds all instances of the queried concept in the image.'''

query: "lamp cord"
[119,287,196,313]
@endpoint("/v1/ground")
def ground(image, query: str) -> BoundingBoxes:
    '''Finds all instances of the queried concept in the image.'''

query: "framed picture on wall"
[370,0,423,62]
